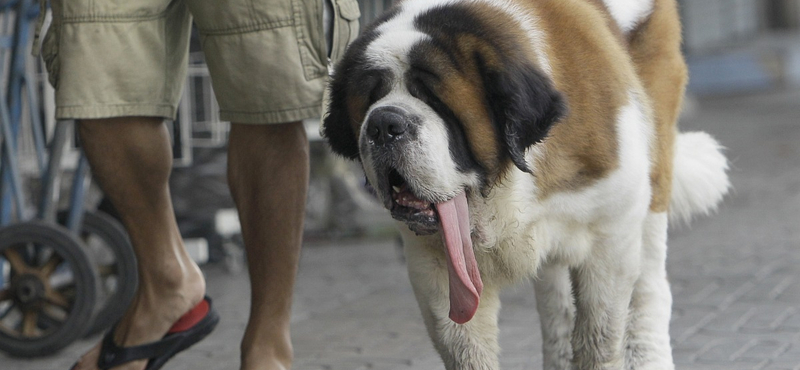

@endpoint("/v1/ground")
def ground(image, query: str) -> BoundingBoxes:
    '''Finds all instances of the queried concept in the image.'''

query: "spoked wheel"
[59,211,138,337]
[0,221,97,357]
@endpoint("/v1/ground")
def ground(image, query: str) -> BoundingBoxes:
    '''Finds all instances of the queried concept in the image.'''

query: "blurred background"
[1,0,799,369]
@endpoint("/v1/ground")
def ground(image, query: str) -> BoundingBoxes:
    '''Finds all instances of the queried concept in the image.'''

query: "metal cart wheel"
[0,221,97,357]
[58,210,137,338]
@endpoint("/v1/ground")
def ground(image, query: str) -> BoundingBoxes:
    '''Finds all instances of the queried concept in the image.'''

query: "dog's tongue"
[435,191,483,324]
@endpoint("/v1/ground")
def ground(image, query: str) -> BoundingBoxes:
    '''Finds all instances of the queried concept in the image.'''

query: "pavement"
[3,86,800,369]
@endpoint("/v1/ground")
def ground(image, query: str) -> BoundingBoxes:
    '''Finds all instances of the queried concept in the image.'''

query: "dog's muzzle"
[362,106,438,234]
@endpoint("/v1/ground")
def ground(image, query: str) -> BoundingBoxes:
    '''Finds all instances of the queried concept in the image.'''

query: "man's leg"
[73,117,206,370]
[227,121,309,370]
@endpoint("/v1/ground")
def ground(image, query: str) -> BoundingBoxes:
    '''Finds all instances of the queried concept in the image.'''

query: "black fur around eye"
[356,69,392,105]
[411,66,439,83]
[407,69,439,104]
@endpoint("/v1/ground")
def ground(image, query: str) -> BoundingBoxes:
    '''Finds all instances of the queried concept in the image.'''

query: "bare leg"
[227,122,309,370]
[73,117,206,370]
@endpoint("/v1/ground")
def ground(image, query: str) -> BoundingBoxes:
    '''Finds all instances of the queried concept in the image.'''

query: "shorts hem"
[56,104,177,121]
[220,104,322,124]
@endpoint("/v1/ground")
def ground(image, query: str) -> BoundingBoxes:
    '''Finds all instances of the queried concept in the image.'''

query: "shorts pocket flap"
[336,0,361,21]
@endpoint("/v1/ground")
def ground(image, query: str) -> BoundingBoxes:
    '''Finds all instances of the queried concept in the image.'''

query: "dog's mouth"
[387,168,439,235]
[382,167,483,324]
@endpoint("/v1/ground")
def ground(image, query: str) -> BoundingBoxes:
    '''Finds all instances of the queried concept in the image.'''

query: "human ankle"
[241,341,293,370]
[139,253,205,292]
[131,267,206,325]
[241,323,293,362]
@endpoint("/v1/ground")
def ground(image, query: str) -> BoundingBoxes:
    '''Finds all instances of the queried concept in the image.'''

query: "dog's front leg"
[404,237,501,370]
[534,262,575,370]
[570,233,641,370]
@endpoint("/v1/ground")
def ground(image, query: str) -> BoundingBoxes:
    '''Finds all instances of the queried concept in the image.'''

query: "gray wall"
[679,0,762,54]
[359,0,394,24]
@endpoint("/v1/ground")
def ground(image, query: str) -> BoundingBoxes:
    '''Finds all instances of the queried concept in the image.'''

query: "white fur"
[534,264,574,370]
[601,0,655,33]
[669,131,731,225]
[366,23,428,73]
[625,212,675,370]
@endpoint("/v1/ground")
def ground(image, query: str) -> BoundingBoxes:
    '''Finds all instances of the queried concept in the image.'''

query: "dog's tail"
[669,131,731,225]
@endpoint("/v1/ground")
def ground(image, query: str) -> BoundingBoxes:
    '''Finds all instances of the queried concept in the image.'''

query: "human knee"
[229,121,308,150]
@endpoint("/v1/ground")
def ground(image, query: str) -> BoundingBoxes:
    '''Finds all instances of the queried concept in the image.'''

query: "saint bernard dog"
[322,0,730,368]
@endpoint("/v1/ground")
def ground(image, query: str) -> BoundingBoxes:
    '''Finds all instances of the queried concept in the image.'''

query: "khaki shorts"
[41,0,360,124]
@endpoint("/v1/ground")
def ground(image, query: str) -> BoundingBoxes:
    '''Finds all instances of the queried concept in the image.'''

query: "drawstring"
[31,0,48,57]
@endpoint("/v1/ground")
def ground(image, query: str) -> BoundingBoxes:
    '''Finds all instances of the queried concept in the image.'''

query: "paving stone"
[740,275,796,302]
[671,306,719,343]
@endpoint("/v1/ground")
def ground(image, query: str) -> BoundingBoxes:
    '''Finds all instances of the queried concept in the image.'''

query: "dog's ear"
[322,70,361,160]
[482,60,566,173]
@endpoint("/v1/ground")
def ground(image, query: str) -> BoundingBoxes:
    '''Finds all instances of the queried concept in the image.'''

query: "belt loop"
[31,0,49,57]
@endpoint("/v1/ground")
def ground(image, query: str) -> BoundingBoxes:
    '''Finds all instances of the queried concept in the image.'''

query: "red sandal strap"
[167,297,210,334]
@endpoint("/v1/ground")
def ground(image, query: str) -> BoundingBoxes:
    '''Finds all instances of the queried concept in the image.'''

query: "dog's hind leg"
[624,212,674,370]
[534,263,574,370]
[404,238,501,370]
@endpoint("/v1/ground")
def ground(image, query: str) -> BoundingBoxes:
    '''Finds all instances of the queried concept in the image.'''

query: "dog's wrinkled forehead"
[364,0,551,74]
[361,2,440,73]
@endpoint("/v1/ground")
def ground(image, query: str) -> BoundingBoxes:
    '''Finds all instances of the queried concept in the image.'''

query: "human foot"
[240,348,293,370]
[72,269,207,370]
[240,325,294,370]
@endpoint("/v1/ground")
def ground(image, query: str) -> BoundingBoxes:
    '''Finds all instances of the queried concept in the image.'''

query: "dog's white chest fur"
[468,95,654,281]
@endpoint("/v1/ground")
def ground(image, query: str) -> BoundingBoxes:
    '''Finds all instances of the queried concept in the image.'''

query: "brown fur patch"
[440,62,501,172]
[450,3,543,177]
[583,0,627,42]
[346,94,369,142]
[524,0,641,197]
[412,38,502,173]
[626,0,687,212]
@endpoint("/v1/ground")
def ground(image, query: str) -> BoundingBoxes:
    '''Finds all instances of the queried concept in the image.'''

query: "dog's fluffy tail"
[669,131,731,225]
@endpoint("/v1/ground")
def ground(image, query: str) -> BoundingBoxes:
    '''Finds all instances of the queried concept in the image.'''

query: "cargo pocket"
[328,0,360,64]
[41,19,61,89]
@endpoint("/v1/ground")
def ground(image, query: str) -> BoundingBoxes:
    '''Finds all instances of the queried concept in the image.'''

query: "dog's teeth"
[392,186,402,193]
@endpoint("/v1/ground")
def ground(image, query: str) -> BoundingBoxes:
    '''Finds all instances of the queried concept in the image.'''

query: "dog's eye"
[407,67,439,103]
[359,73,380,95]
[414,66,438,78]
[411,66,439,86]
[359,70,391,105]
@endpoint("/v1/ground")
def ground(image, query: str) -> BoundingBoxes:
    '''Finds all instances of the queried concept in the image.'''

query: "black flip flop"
[73,296,219,370]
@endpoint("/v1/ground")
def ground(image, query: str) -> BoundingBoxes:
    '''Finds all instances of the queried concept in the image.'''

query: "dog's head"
[323,0,566,324]
[323,2,565,236]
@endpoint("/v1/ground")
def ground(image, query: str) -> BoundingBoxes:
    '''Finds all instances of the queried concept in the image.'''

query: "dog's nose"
[366,107,409,145]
